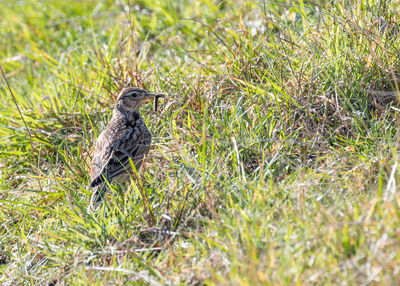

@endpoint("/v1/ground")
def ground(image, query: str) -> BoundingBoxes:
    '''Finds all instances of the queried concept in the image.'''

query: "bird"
[88,87,164,212]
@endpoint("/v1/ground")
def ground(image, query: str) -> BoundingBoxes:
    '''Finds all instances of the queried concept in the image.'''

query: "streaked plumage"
[89,87,164,211]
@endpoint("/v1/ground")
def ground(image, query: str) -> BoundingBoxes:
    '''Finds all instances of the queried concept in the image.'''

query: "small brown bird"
[89,87,164,211]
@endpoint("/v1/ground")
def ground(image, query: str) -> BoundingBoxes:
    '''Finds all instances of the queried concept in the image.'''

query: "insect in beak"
[153,94,165,111]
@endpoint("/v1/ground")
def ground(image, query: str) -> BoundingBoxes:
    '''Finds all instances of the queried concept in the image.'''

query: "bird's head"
[115,87,164,111]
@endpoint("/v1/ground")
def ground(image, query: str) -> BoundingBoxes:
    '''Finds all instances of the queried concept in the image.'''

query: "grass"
[1,0,400,284]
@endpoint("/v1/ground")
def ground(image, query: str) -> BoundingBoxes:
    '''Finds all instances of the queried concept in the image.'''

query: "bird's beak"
[146,93,165,101]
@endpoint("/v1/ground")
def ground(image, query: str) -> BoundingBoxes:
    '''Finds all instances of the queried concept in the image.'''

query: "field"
[1,0,400,284]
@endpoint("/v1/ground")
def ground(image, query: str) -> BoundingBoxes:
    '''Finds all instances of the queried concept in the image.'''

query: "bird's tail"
[89,182,108,212]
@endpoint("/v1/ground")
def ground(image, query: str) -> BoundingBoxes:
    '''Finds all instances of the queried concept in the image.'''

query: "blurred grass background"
[1,0,400,284]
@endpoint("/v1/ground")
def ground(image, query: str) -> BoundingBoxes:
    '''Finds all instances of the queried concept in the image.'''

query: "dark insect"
[154,94,164,111]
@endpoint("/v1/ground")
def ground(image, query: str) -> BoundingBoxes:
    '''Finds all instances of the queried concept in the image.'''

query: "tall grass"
[1,0,400,284]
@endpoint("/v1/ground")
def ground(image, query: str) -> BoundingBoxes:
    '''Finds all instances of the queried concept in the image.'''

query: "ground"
[1,0,400,284]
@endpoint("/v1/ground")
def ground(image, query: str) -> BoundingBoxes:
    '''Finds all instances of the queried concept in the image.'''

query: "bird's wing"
[89,126,148,188]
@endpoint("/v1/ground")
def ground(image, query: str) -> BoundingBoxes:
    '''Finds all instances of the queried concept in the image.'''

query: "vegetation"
[1,0,400,284]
